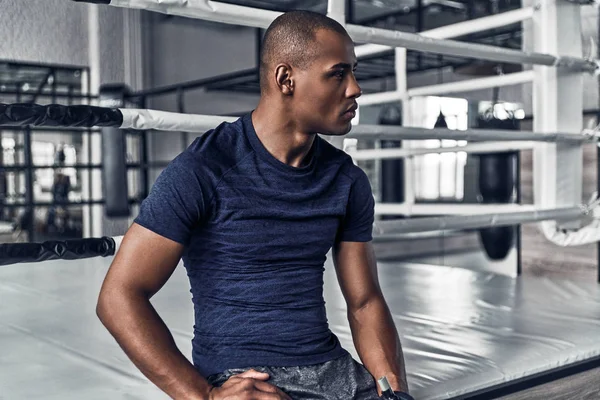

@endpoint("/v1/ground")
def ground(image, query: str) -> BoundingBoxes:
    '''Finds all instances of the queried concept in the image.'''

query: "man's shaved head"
[259,10,351,93]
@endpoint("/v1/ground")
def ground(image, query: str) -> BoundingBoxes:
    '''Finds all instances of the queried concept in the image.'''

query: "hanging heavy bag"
[378,105,404,220]
[477,113,518,260]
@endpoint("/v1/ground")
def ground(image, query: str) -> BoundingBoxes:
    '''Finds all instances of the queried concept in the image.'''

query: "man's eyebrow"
[329,62,358,70]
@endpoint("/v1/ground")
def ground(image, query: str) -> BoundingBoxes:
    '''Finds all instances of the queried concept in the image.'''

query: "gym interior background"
[1,0,598,280]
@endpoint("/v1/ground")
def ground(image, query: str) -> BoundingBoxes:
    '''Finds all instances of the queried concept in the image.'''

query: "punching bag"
[477,114,519,260]
[434,111,448,129]
[378,105,404,220]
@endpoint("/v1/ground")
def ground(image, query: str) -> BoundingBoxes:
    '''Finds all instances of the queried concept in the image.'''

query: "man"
[97,10,412,400]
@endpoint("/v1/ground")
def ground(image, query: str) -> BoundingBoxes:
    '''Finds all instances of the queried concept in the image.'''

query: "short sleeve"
[336,167,375,243]
[134,152,211,245]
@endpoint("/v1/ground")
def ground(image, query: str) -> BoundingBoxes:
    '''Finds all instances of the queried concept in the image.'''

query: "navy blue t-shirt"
[134,113,375,377]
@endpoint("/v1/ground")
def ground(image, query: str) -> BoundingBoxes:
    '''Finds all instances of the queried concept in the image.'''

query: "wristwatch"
[377,377,415,400]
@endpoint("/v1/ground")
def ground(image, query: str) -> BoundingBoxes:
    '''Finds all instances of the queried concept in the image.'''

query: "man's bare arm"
[96,223,212,400]
[97,223,290,400]
[332,240,409,395]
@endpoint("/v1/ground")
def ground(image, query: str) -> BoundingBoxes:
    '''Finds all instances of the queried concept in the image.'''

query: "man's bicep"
[332,240,381,312]
[336,167,374,243]
[101,223,185,298]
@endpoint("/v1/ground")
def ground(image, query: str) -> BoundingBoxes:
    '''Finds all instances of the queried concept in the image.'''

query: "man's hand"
[208,369,292,400]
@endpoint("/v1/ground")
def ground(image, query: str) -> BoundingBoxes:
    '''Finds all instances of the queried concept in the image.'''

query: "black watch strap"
[394,392,415,400]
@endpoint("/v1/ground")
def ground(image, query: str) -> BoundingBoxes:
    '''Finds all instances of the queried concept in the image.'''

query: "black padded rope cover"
[0,103,122,128]
[101,84,130,218]
[0,237,116,266]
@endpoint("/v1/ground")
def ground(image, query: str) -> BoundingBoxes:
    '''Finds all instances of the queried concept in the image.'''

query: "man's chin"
[324,123,353,136]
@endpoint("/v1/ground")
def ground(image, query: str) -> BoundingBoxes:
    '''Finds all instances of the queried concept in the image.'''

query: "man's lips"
[341,104,358,118]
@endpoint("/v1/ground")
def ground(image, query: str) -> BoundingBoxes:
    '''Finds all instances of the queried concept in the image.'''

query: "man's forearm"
[348,296,409,394]
[97,290,211,400]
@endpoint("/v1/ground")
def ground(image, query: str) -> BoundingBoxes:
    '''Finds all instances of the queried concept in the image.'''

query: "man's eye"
[334,70,345,78]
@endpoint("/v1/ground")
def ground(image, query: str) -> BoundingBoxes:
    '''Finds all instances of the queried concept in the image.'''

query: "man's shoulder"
[317,137,366,181]
[318,136,351,163]
[182,115,249,169]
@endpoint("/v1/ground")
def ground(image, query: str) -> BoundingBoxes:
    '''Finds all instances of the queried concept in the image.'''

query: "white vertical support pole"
[327,0,346,150]
[327,0,347,264]
[532,0,583,228]
[124,8,144,92]
[87,4,104,238]
[124,7,143,226]
[396,48,414,206]
[327,0,346,24]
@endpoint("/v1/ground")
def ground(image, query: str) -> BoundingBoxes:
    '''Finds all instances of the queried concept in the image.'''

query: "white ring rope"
[87,0,600,246]
[118,108,596,143]
[102,0,599,73]
[116,107,600,246]
[373,206,586,236]
[347,141,535,160]
[120,108,238,132]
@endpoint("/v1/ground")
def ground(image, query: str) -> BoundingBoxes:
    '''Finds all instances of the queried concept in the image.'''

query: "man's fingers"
[252,380,280,393]
[211,380,291,400]
[252,380,292,400]
[253,393,292,400]
[234,368,270,380]
[220,370,291,399]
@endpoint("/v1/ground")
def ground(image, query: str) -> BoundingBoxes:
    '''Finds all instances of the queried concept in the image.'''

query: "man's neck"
[252,100,316,168]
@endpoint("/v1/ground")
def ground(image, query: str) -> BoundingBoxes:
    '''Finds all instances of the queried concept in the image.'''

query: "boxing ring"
[3,250,600,399]
[3,0,600,398]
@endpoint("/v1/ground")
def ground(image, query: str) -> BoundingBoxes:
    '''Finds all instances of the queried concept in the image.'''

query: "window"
[413,96,468,201]
[0,61,89,241]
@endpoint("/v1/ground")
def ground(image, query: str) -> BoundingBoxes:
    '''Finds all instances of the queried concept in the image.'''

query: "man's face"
[292,29,361,136]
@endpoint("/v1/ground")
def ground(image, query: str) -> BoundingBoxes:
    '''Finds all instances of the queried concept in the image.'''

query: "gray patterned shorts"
[206,352,381,399]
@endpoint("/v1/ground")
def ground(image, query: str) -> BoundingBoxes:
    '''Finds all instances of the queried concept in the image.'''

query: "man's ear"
[275,63,294,95]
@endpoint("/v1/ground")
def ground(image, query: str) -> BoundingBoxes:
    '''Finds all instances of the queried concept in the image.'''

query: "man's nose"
[347,74,362,99]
